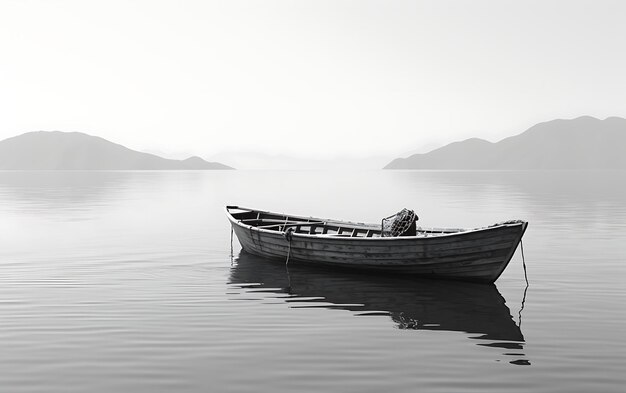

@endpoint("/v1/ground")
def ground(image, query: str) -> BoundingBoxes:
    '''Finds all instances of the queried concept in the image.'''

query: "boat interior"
[227,206,466,238]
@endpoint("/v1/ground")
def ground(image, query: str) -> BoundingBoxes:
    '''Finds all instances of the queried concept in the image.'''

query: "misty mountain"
[384,116,626,170]
[0,131,233,170]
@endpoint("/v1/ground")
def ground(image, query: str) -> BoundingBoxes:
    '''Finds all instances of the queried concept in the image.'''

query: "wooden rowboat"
[226,205,528,283]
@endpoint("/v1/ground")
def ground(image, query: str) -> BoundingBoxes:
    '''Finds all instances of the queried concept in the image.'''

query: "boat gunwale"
[225,206,527,242]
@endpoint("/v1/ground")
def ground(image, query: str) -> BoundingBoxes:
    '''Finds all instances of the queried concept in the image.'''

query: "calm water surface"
[0,170,625,392]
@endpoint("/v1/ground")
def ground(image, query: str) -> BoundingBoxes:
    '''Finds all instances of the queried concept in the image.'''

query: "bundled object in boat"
[381,208,418,237]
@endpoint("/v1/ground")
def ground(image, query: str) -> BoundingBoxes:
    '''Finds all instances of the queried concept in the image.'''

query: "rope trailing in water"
[520,239,528,286]
[284,227,294,266]
[282,227,295,293]
[518,239,529,328]
[284,261,293,294]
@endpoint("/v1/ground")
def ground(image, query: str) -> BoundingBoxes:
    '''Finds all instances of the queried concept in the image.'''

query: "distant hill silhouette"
[384,116,626,169]
[0,131,233,170]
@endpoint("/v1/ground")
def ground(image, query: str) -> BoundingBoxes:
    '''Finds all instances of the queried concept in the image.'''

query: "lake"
[1,170,625,392]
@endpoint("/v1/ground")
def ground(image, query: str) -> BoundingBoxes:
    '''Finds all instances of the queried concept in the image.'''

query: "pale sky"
[1,0,626,160]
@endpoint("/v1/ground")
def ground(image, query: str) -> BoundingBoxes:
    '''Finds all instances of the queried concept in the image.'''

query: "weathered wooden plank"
[245,224,521,247]
[236,238,513,272]
[235,228,521,257]
[238,237,516,263]
[235,245,507,281]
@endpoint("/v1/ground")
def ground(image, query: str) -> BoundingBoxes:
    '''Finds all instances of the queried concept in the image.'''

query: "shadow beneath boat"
[228,251,531,365]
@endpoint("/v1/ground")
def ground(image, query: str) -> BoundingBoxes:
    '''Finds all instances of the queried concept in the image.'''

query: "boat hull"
[227,207,527,283]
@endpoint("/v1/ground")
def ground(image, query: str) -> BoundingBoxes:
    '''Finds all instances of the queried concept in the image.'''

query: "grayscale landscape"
[1,1,625,393]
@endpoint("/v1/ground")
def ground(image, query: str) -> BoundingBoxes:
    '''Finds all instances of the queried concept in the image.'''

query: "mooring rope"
[285,263,293,294]
[520,239,528,286]
[284,227,294,266]
[282,227,295,293]
[518,239,529,328]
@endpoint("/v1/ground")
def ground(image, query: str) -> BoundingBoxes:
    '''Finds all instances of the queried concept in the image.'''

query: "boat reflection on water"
[228,251,530,365]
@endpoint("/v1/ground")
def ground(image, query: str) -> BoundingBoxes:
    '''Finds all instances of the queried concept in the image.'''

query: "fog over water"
[1,170,624,392]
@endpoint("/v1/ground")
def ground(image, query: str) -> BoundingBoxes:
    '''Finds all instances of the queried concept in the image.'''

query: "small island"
[0,131,233,170]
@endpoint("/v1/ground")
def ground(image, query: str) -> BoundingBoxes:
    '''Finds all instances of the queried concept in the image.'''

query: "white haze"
[1,0,626,161]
